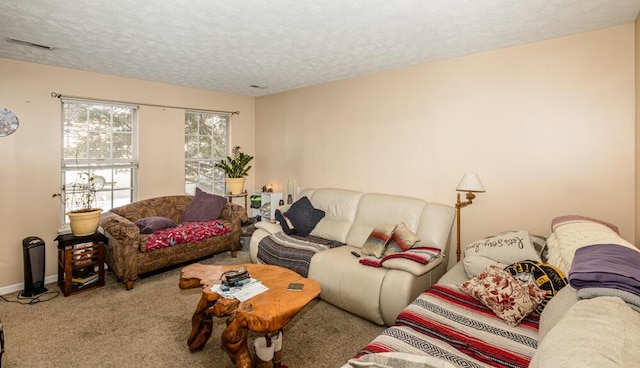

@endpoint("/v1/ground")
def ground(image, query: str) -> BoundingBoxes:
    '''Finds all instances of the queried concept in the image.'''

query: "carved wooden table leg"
[187,289,241,352]
[221,314,251,368]
[187,291,218,351]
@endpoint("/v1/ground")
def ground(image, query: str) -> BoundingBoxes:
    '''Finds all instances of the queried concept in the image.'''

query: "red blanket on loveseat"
[145,220,229,252]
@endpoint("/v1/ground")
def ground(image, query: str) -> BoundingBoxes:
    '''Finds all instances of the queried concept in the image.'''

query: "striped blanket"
[359,247,441,267]
[257,231,344,277]
[353,284,539,368]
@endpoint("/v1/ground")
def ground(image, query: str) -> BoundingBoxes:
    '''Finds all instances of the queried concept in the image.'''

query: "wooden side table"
[55,232,107,296]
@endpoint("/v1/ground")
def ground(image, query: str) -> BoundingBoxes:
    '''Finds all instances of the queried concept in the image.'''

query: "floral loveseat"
[99,190,243,289]
[343,216,640,368]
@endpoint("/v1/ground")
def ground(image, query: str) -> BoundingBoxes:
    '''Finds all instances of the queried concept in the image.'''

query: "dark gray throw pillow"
[285,196,325,236]
[182,187,227,222]
[275,209,296,235]
[135,216,178,234]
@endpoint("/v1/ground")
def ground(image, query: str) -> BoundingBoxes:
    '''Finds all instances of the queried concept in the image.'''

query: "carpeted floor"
[0,250,385,368]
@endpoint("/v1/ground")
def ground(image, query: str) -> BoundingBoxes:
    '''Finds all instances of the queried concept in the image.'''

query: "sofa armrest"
[99,211,142,288]
[254,221,283,234]
[248,222,283,263]
[220,202,246,228]
[100,211,140,239]
[382,256,444,277]
[530,296,640,368]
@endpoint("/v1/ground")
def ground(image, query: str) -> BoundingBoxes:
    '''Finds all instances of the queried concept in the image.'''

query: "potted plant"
[214,146,254,194]
[53,170,103,236]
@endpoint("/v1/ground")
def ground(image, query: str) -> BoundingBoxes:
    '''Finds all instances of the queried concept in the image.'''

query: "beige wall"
[256,25,636,263]
[0,59,255,289]
[636,16,640,245]
[1,24,636,290]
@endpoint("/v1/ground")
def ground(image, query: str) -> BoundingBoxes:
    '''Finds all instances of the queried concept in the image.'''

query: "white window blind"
[184,111,230,195]
[60,99,138,217]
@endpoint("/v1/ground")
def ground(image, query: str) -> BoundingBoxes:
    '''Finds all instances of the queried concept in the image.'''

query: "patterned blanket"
[359,247,441,267]
[257,231,344,277]
[546,216,636,276]
[354,284,539,368]
[145,220,229,252]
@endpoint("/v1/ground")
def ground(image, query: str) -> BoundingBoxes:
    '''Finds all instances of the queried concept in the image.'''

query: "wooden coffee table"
[179,263,320,368]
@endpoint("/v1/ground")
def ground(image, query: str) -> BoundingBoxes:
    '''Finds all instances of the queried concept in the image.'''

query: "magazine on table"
[211,278,268,301]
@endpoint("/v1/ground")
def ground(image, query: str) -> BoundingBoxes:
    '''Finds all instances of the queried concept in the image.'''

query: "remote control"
[351,251,361,258]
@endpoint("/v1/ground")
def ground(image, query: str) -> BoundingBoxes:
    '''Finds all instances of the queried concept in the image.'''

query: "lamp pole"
[455,191,476,262]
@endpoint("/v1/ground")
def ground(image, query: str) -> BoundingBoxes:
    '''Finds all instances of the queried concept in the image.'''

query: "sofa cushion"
[537,285,578,341]
[462,255,508,278]
[460,265,546,326]
[347,193,425,248]
[361,224,396,258]
[464,230,541,265]
[182,188,227,222]
[305,188,363,243]
[285,196,325,236]
[438,262,471,285]
[530,296,640,368]
[384,222,421,255]
[308,246,388,325]
[346,352,457,368]
[134,216,177,234]
[504,260,568,314]
[143,220,230,252]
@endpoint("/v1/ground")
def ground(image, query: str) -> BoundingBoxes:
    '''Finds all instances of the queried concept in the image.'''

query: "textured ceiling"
[1,1,640,97]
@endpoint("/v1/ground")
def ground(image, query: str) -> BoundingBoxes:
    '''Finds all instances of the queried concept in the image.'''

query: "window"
[61,100,137,218]
[184,111,230,195]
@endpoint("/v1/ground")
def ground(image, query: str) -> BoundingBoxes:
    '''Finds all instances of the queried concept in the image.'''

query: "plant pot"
[67,209,103,236]
[225,177,246,195]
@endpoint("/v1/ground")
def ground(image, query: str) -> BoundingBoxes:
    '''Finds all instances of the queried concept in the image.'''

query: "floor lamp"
[455,173,485,262]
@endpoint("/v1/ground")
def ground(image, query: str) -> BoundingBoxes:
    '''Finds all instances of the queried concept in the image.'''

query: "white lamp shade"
[456,173,485,193]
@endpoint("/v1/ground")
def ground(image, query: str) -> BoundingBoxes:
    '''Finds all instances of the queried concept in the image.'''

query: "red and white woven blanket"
[359,247,441,267]
[354,284,539,368]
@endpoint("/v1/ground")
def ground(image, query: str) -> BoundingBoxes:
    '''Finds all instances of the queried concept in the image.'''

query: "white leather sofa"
[249,188,456,325]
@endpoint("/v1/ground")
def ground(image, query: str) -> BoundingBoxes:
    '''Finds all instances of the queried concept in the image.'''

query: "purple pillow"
[182,187,227,222]
[135,217,178,234]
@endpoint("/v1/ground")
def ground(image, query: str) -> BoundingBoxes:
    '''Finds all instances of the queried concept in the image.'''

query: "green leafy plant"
[214,146,254,178]
[52,170,99,213]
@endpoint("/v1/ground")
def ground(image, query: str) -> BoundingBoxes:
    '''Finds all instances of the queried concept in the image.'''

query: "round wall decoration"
[0,107,19,137]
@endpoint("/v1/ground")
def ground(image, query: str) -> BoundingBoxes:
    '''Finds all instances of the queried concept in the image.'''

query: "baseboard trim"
[0,274,58,296]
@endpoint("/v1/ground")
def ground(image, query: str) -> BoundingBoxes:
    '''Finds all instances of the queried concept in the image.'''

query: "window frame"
[184,110,231,195]
[60,99,138,222]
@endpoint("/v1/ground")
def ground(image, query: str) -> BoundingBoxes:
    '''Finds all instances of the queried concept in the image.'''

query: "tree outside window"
[61,100,137,220]
[184,112,230,195]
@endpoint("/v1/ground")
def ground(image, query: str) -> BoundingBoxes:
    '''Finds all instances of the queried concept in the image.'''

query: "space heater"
[20,236,48,297]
